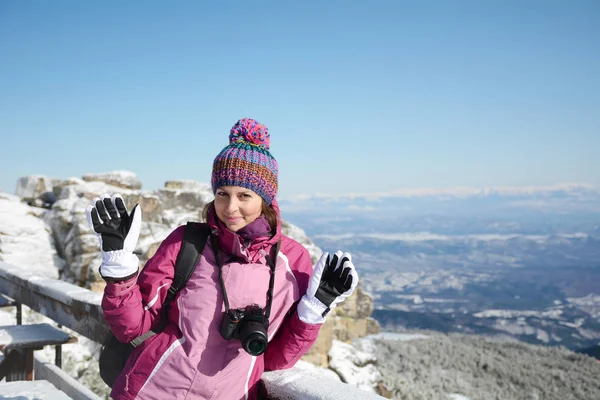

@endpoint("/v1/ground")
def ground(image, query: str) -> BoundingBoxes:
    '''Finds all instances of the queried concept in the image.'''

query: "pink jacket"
[102,201,320,400]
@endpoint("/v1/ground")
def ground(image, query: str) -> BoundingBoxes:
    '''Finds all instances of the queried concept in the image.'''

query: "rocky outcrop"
[328,340,387,395]
[335,285,381,342]
[298,271,383,393]
[301,286,381,366]
[15,175,56,208]
[40,172,329,288]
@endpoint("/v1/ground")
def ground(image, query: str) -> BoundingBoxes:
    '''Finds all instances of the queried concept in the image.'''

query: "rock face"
[15,175,55,208]
[335,285,381,342]
[39,178,212,289]
[40,173,330,288]
[301,286,381,367]
[7,171,383,394]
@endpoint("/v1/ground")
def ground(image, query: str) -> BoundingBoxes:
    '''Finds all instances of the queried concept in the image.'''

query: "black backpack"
[99,222,211,388]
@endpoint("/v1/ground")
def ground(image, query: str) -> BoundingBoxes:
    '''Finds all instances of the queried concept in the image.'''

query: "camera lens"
[235,305,269,355]
[243,332,268,356]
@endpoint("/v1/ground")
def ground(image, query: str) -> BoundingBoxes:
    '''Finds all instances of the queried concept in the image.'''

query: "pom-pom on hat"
[211,118,278,205]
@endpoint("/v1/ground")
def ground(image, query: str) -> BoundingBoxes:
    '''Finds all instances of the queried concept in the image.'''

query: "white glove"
[297,251,359,324]
[85,193,141,279]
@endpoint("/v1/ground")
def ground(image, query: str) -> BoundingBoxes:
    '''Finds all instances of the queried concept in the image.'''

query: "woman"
[86,118,358,400]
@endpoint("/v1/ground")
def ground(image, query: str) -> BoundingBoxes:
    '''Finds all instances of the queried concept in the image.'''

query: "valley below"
[284,206,600,352]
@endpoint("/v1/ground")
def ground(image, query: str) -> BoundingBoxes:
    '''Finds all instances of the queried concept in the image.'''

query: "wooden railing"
[0,260,385,400]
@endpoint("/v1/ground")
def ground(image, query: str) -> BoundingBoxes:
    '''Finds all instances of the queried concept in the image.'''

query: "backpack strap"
[167,222,211,305]
[130,222,211,347]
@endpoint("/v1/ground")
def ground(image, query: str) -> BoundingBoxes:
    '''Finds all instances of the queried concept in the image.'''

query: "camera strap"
[211,234,281,321]
[264,240,281,320]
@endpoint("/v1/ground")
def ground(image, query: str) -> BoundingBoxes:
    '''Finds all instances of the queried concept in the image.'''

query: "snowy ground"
[0,380,72,399]
[0,194,110,398]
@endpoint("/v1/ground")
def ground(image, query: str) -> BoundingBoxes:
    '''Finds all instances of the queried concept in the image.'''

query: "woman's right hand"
[85,193,142,279]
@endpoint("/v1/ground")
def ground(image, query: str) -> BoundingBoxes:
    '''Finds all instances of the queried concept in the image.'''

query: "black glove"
[85,194,142,279]
[88,195,140,251]
[315,253,355,307]
[297,251,359,324]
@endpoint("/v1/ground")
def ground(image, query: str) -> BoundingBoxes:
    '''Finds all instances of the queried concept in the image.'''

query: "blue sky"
[1,1,598,199]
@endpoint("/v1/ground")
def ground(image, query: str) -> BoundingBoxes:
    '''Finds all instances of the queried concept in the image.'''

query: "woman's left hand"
[297,251,359,324]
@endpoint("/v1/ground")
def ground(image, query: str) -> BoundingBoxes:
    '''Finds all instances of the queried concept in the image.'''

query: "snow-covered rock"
[14,175,55,207]
[0,193,64,277]
[328,340,384,394]
[82,170,142,190]
[37,171,327,290]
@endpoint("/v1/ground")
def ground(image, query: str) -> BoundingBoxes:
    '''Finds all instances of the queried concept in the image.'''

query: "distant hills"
[281,183,600,353]
[280,183,600,217]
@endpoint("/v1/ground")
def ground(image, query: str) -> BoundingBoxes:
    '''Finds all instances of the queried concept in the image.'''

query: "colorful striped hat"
[211,118,278,205]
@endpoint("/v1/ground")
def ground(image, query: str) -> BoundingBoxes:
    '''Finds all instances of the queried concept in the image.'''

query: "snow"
[0,260,101,307]
[366,332,430,341]
[0,307,19,325]
[261,366,386,399]
[162,180,211,192]
[0,195,64,278]
[292,360,342,381]
[82,170,141,189]
[0,323,74,353]
[328,340,382,393]
[489,320,562,344]
[325,333,430,394]
[447,394,472,400]
[567,294,600,319]
[0,380,73,399]
[473,309,563,319]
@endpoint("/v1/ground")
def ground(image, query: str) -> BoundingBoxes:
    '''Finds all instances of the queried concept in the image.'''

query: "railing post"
[56,324,63,368]
[0,349,35,381]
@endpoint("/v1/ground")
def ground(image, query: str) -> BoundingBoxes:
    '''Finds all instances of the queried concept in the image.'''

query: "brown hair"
[202,200,278,232]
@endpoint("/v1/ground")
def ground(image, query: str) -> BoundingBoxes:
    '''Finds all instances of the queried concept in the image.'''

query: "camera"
[220,304,269,356]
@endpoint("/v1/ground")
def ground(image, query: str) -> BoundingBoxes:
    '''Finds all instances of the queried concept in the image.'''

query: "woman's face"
[214,186,263,232]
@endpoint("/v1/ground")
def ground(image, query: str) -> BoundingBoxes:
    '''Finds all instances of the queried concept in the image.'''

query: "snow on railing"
[0,261,385,400]
[34,354,100,400]
[0,261,107,343]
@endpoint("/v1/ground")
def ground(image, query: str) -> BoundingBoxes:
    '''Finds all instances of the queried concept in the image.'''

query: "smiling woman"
[86,118,359,400]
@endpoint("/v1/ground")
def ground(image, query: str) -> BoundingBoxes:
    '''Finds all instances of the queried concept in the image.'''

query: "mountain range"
[282,183,600,352]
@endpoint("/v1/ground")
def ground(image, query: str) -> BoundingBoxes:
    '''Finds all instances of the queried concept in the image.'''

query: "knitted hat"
[211,118,278,205]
